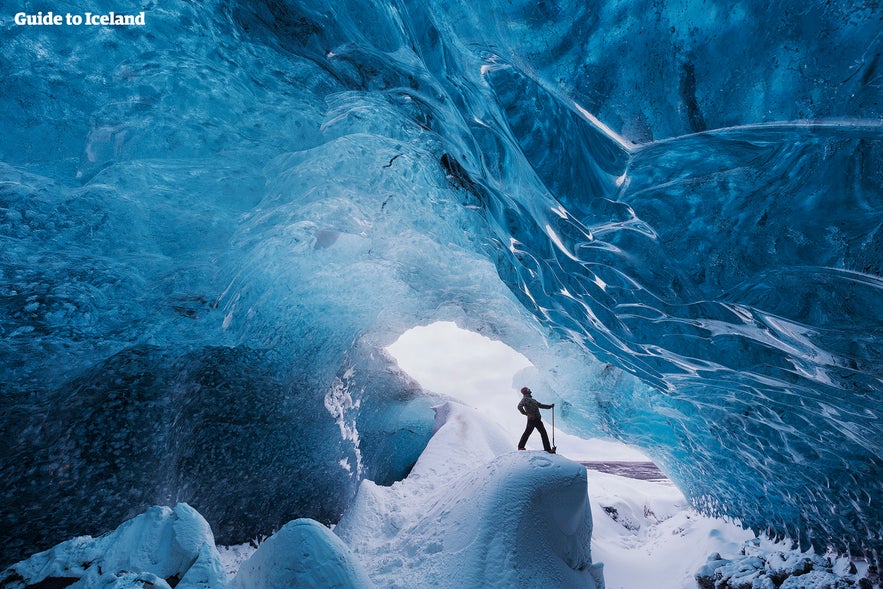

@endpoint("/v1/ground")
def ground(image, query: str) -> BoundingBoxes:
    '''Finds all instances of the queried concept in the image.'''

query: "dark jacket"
[518,394,552,420]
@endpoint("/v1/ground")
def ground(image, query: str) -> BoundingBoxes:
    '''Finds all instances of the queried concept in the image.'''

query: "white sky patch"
[387,321,649,461]
[387,321,530,424]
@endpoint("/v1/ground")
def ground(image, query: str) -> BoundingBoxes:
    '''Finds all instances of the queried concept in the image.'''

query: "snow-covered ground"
[4,398,871,589]
[334,401,604,588]
[334,400,760,589]
[231,320,761,587]
[346,400,872,588]
[215,401,759,589]
[586,464,754,589]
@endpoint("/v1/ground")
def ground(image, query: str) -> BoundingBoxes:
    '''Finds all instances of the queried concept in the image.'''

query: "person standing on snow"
[517,386,555,453]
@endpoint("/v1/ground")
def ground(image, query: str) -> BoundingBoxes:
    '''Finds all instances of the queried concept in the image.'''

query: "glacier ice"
[695,540,870,589]
[0,341,436,566]
[1,0,881,571]
[0,503,226,589]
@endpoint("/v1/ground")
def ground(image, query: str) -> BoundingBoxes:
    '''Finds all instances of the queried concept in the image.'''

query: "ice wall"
[1,0,880,567]
[455,0,882,143]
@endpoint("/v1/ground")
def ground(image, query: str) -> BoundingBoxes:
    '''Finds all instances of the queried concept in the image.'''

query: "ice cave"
[1,0,880,587]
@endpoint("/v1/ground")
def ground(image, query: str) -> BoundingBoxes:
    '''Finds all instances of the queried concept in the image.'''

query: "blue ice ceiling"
[1,0,881,568]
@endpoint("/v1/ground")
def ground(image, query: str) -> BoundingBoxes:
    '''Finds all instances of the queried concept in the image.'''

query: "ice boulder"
[694,539,873,589]
[231,518,373,589]
[0,503,225,589]
[335,401,604,589]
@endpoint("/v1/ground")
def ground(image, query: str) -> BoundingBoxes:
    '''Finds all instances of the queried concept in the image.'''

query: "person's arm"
[517,400,527,415]
[538,402,554,409]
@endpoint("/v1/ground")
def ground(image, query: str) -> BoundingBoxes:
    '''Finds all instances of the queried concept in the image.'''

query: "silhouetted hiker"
[517,386,555,453]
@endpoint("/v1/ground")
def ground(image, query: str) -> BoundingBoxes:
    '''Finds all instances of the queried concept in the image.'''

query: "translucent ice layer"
[1,0,880,566]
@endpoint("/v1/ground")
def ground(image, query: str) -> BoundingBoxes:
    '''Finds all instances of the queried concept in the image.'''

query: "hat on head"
[520,386,530,394]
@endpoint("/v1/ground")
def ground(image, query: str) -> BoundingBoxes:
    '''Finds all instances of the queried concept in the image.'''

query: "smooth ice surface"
[1,0,881,568]
[334,401,603,589]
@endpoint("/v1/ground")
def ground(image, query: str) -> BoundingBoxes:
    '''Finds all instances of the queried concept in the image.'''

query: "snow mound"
[334,401,604,589]
[231,518,373,589]
[0,503,225,589]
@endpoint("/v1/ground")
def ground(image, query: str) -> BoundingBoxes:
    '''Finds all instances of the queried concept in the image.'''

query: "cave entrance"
[386,321,649,461]
[386,321,532,440]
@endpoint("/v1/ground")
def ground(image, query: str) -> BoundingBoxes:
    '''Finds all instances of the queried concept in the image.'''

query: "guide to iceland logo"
[13,10,146,26]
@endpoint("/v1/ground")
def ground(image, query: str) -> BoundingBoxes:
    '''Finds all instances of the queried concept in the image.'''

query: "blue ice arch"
[1,0,881,569]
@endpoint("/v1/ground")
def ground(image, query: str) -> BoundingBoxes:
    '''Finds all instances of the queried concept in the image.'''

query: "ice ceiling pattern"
[1,0,881,566]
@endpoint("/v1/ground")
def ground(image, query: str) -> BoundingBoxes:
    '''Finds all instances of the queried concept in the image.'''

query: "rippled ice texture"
[1,0,881,567]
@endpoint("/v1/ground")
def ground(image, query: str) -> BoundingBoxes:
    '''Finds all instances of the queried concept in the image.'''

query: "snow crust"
[334,401,604,588]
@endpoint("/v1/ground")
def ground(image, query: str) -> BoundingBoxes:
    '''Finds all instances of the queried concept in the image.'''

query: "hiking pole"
[552,404,557,453]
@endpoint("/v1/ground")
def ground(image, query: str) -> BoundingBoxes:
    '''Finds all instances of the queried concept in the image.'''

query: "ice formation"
[1,0,881,572]
[0,503,226,589]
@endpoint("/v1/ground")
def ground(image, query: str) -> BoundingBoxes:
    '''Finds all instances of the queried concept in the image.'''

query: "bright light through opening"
[386,321,532,440]
[387,321,650,461]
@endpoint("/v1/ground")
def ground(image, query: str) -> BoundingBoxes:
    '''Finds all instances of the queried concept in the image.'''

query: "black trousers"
[518,418,552,452]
